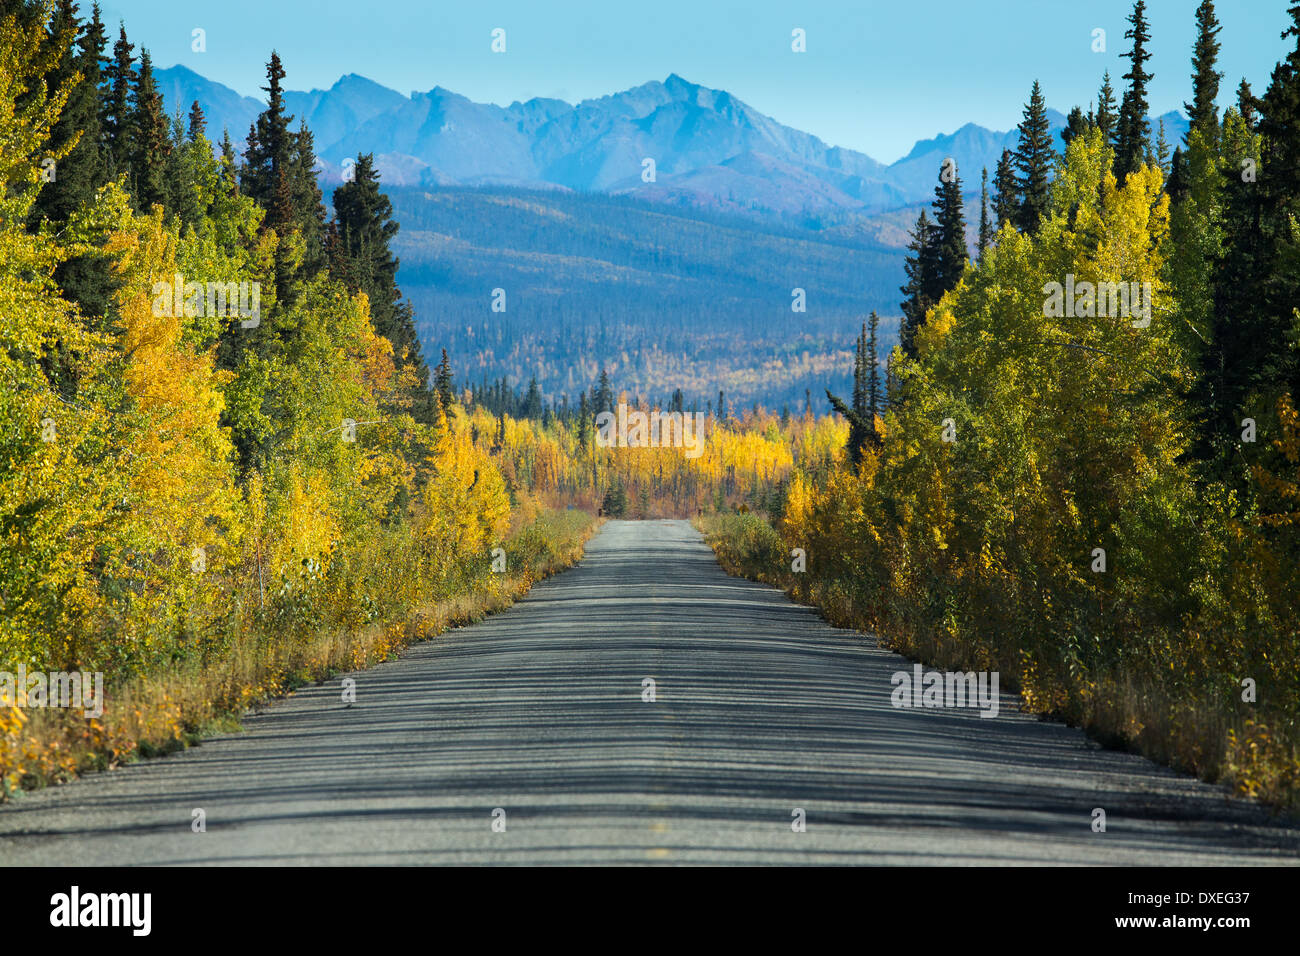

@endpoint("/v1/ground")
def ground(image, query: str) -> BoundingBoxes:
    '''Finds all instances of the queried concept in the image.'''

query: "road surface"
[2,519,1297,865]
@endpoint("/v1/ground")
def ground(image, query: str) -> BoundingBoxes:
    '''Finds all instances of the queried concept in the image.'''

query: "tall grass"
[1,508,599,799]
[698,512,1300,815]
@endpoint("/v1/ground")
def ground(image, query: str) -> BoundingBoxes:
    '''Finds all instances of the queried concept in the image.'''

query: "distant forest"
[389,186,905,412]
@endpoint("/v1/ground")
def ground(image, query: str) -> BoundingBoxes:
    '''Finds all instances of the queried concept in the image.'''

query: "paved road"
[2,519,1297,865]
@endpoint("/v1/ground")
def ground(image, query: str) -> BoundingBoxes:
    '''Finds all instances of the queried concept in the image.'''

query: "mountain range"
[154,67,1189,408]
[157,66,1189,224]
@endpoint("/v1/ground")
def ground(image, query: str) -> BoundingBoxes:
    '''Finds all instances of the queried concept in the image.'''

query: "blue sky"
[103,0,1293,163]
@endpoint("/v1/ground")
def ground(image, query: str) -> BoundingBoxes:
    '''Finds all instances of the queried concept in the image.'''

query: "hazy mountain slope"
[389,187,904,409]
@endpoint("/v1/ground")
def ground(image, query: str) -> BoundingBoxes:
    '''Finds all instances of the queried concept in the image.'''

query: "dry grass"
[1,508,600,799]
[697,513,1300,816]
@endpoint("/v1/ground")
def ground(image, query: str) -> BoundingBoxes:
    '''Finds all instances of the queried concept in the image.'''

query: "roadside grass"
[696,512,1300,816]
[0,508,600,800]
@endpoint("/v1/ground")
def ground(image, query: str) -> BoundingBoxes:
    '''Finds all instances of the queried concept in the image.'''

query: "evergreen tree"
[218,128,237,188]
[885,341,898,408]
[577,392,591,447]
[899,209,941,359]
[866,310,882,426]
[1155,118,1171,174]
[102,22,132,179]
[1199,2,1300,474]
[1236,78,1258,130]
[1195,108,1260,473]
[977,165,994,259]
[187,99,206,141]
[1115,0,1154,184]
[992,148,1019,228]
[240,52,292,212]
[162,106,203,229]
[330,152,433,421]
[289,120,327,277]
[1167,145,1189,203]
[241,52,321,302]
[523,377,543,419]
[1061,105,1090,147]
[828,315,883,462]
[1185,0,1222,145]
[129,48,170,209]
[1013,80,1055,233]
[932,159,968,289]
[434,348,454,414]
[1246,6,1300,402]
[595,370,614,414]
[601,478,628,517]
[32,0,107,225]
[826,388,872,465]
[1096,70,1118,146]
[25,1,118,320]
[851,320,866,418]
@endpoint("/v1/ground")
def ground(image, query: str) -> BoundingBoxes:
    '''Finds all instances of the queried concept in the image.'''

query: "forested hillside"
[390,186,904,411]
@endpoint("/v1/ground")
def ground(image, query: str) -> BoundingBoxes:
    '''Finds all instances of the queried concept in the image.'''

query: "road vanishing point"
[2,520,1297,865]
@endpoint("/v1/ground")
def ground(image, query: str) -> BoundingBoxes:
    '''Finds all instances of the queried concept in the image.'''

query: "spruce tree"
[130,48,171,209]
[1115,0,1154,184]
[866,310,882,427]
[1236,78,1257,130]
[932,158,967,291]
[1013,81,1055,234]
[1095,70,1118,146]
[187,100,206,140]
[290,120,327,277]
[1167,145,1189,203]
[1155,118,1171,174]
[241,52,293,213]
[1061,105,1089,147]
[103,22,132,180]
[218,128,237,189]
[992,148,1019,228]
[330,152,433,421]
[851,320,866,418]
[828,315,882,461]
[899,209,940,359]
[595,370,614,414]
[577,392,591,447]
[1204,9,1300,472]
[826,388,872,465]
[241,52,304,300]
[522,378,542,420]
[977,166,994,259]
[1250,5,1300,403]
[1185,0,1222,145]
[434,349,454,414]
[32,0,107,225]
[165,103,214,230]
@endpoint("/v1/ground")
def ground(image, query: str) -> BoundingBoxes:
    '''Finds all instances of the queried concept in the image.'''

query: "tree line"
[778,0,1300,809]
